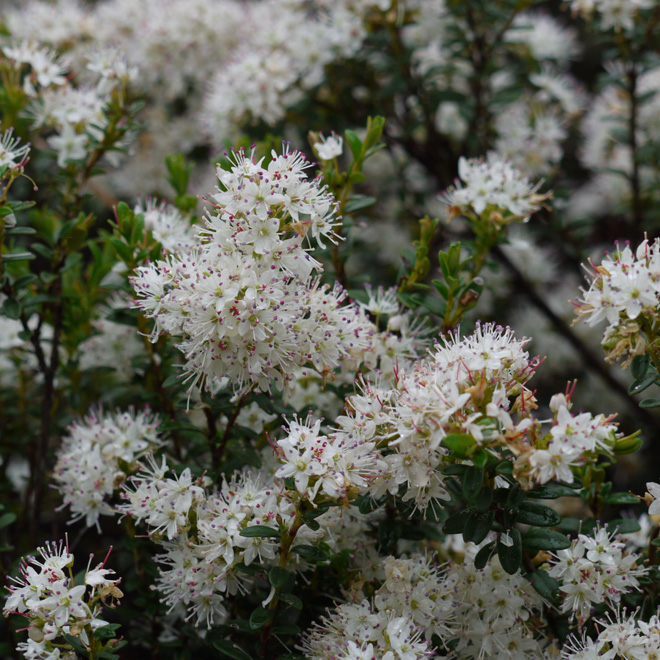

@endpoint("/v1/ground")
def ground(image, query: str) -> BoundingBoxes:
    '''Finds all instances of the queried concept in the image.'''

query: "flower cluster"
[516,389,620,485]
[442,152,549,223]
[548,527,647,623]
[574,238,660,365]
[119,457,334,626]
[132,147,372,394]
[336,323,539,511]
[275,414,386,504]
[300,600,433,660]
[3,541,123,660]
[135,197,196,253]
[53,407,163,530]
[562,610,660,659]
[448,543,544,659]
[2,40,136,169]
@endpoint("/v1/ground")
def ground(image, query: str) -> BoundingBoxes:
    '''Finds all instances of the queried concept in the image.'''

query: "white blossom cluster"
[569,0,655,32]
[575,238,660,365]
[0,126,31,171]
[548,527,647,623]
[118,455,377,627]
[3,540,123,660]
[303,550,545,660]
[562,611,660,659]
[335,323,538,511]
[275,414,386,503]
[134,197,196,253]
[517,390,620,485]
[2,40,136,169]
[448,544,545,659]
[442,153,549,223]
[52,407,163,530]
[300,600,434,660]
[132,146,372,394]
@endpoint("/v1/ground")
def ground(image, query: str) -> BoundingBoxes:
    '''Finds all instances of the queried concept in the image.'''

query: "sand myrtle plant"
[4,3,660,660]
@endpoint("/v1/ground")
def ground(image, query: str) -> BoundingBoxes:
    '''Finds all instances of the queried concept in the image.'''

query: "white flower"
[47,123,88,167]
[314,133,343,161]
[647,481,660,515]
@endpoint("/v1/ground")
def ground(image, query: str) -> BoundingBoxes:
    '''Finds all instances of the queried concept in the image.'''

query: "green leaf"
[2,297,21,320]
[631,354,652,380]
[62,634,86,654]
[213,639,254,660]
[279,592,303,610]
[474,541,495,569]
[497,528,522,575]
[522,528,571,552]
[162,373,184,388]
[239,525,280,538]
[515,501,561,527]
[3,251,35,262]
[463,510,494,545]
[606,518,641,534]
[462,466,483,501]
[629,372,658,395]
[495,461,513,475]
[268,567,291,589]
[443,509,470,535]
[640,398,660,409]
[6,226,36,235]
[443,433,477,458]
[344,195,376,214]
[249,606,274,630]
[166,153,194,197]
[526,569,560,604]
[602,492,640,505]
[0,512,16,529]
[272,623,301,636]
[94,624,121,640]
[291,544,328,563]
[345,129,363,161]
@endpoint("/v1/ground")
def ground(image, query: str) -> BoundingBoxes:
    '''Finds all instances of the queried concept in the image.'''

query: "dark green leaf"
[497,528,522,574]
[463,510,494,545]
[462,466,483,501]
[0,512,16,529]
[249,607,274,630]
[522,528,571,552]
[94,624,121,640]
[63,634,85,654]
[443,509,470,535]
[631,354,652,380]
[2,297,21,320]
[239,525,280,538]
[474,541,495,569]
[291,545,328,562]
[606,518,641,534]
[603,492,640,505]
[279,592,303,610]
[3,251,35,262]
[213,639,254,660]
[629,372,658,395]
[495,461,513,475]
[268,567,291,589]
[526,569,560,604]
[640,398,660,409]
[6,226,36,235]
[272,623,301,636]
[516,501,561,527]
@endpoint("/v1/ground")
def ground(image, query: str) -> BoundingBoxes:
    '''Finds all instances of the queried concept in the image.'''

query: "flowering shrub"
[3,2,660,660]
